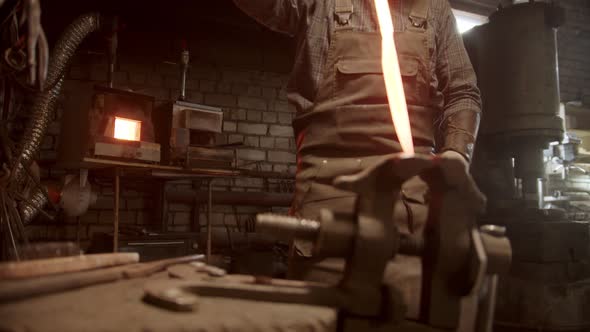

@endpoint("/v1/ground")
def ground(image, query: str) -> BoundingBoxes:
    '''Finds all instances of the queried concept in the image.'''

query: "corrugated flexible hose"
[13,13,102,224]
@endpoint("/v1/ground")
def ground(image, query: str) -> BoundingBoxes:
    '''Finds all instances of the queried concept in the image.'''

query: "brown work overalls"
[289,0,437,316]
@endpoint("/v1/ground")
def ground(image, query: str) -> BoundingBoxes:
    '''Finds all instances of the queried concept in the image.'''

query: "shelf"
[53,157,294,180]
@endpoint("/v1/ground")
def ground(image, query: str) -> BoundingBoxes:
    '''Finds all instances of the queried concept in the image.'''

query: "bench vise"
[144,154,511,331]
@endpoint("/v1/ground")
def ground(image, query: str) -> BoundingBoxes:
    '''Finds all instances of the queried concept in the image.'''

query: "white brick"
[237,149,266,161]
[244,136,260,147]
[273,164,289,173]
[189,66,219,80]
[271,101,293,112]
[205,94,236,107]
[238,123,268,135]
[275,138,290,149]
[268,151,296,163]
[222,70,251,83]
[199,80,216,92]
[247,111,262,122]
[234,178,264,188]
[262,112,278,123]
[217,82,232,93]
[247,86,262,97]
[228,134,244,144]
[259,163,273,172]
[230,109,247,121]
[260,137,274,149]
[262,87,277,99]
[232,83,248,95]
[238,96,267,111]
[223,121,237,132]
[185,79,199,90]
[269,125,293,137]
[278,112,293,125]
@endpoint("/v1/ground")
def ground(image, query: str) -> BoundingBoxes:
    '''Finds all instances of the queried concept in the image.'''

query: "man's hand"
[440,150,469,182]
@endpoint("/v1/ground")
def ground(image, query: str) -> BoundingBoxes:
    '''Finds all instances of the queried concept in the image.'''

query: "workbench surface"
[0,258,443,332]
[0,271,337,332]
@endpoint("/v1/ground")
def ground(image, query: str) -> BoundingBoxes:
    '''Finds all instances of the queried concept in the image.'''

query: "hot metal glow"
[374,0,415,155]
[114,117,141,141]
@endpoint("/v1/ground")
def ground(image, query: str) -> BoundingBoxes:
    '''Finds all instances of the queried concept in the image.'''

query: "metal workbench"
[68,157,294,262]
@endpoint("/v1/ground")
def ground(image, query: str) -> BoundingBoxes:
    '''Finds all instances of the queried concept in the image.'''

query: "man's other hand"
[440,150,469,171]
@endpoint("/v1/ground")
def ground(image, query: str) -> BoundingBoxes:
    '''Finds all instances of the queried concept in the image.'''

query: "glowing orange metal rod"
[374,0,415,155]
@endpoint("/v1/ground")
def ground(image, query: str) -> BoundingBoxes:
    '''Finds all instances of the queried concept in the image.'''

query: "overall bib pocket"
[335,59,385,104]
[334,55,422,105]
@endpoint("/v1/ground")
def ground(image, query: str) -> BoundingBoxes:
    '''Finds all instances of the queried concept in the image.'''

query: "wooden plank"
[0,253,139,280]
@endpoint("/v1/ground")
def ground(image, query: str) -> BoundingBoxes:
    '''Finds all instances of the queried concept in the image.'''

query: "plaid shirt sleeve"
[435,0,482,161]
[232,0,302,37]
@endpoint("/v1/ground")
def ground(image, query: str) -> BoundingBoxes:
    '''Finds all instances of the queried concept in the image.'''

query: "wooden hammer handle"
[0,253,140,280]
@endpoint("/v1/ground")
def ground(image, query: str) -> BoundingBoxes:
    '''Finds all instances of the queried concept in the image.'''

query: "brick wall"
[25,22,296,247]
[557,0,590,103]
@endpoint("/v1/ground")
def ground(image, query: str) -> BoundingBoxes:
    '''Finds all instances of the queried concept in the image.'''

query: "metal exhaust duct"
[13,13,102,223]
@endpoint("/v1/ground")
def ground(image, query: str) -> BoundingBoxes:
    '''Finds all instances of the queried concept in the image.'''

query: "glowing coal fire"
[114,117,141,141]
[374,0,415,155]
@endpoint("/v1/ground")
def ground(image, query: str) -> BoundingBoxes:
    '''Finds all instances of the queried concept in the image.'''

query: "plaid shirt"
[234,0,481,155]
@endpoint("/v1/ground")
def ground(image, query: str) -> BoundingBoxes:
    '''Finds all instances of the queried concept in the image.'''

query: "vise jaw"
[257,154,512,330]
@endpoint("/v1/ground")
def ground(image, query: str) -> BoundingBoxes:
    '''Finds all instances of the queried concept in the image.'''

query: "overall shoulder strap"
[335,0,354,26]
